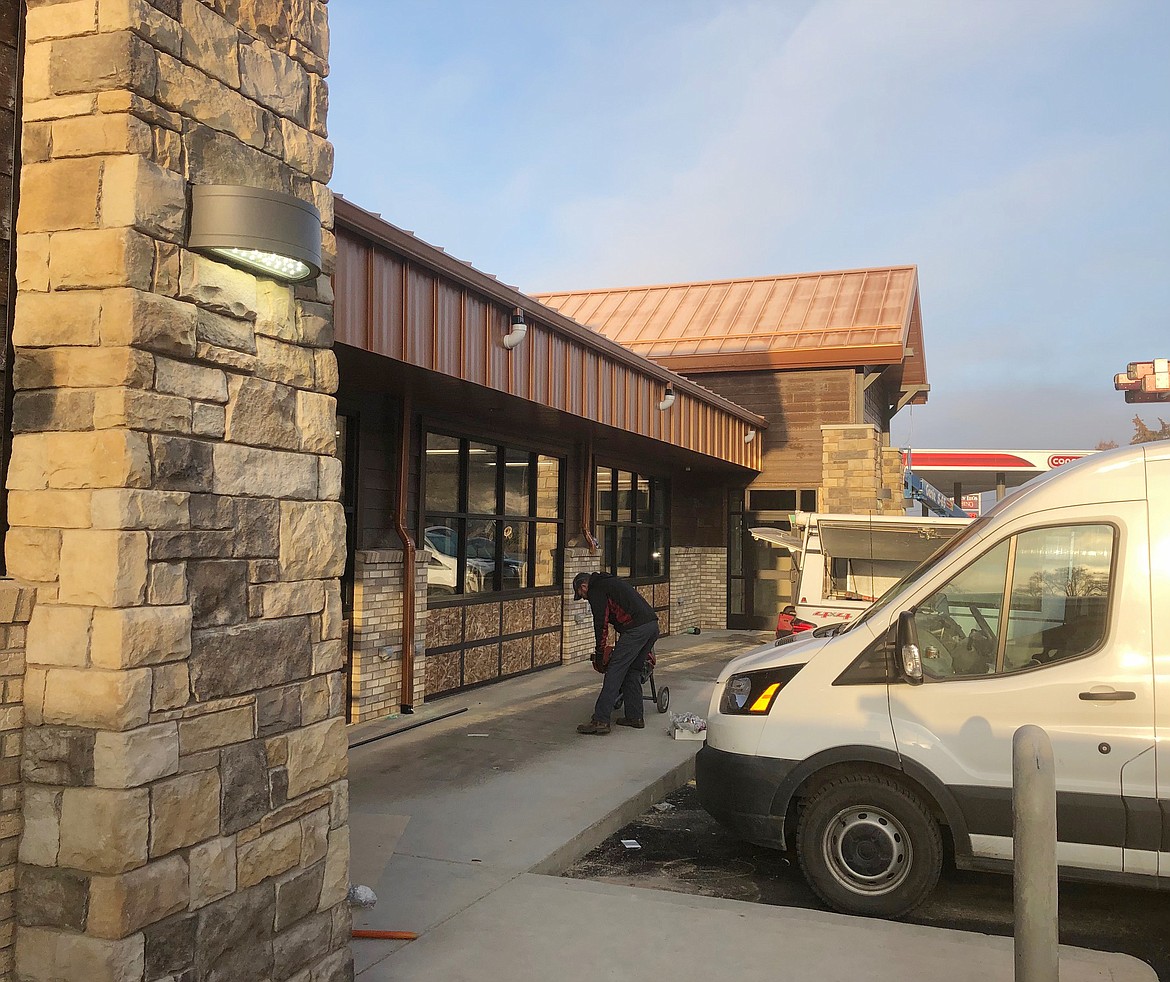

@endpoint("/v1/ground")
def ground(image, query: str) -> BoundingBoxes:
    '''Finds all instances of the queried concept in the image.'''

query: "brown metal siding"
[334,231,368,348]
[333,211,763,473]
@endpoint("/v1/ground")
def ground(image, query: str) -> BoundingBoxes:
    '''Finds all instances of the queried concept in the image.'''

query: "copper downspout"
[581,439,598,552]
[395,399,416,711]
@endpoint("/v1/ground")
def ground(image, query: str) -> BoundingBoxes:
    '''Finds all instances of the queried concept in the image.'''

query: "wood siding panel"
[688,368,855,489]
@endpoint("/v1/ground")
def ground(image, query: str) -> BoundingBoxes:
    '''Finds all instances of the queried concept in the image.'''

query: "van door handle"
[1078,689,1137,701]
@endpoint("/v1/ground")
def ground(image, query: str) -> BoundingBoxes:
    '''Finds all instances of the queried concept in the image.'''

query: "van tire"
[796,774,942,918]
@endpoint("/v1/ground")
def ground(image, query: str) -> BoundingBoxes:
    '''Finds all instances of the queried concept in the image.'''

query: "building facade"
[538,269,928,628]
[331,199,764,719]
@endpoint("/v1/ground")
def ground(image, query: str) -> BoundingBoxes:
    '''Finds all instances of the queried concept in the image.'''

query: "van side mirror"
[898,610,923,685]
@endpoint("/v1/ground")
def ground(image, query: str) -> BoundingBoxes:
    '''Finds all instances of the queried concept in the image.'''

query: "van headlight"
[720,665,803,715]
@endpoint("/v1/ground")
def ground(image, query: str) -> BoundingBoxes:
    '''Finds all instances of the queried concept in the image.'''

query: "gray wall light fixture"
[188,184,322,283]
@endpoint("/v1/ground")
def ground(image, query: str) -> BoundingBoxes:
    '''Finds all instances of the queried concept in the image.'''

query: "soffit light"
[188,184,322,284]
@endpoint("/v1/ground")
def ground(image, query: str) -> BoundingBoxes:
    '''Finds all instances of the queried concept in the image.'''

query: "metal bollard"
[1013,724,1059,982]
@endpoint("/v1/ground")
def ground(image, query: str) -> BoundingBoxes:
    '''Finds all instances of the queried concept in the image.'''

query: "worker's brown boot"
[614,717,645,729]
[576,719,611,735]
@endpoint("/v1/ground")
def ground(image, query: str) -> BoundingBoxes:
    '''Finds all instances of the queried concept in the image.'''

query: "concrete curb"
[528,755,697,875]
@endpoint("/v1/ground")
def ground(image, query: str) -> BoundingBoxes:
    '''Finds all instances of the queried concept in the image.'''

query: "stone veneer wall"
[820,424,903,515]
[349,549,426,723]
[8,2,350,981]
[669,547,727,632]
[881,446,906,514]
[0,582,32,980]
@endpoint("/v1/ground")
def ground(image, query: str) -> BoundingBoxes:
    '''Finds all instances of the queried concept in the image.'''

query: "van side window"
[1001,525,1112,672]
[911,524,1114,681]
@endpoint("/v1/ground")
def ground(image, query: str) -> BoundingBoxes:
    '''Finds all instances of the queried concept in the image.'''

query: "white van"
[752,512,968,633]
[697,442,1169,918]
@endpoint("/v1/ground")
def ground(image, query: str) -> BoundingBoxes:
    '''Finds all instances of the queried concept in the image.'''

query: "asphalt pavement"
[346,629,1156,981]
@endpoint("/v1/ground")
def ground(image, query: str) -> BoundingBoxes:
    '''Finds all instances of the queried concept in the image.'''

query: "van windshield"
[846,514,992,632]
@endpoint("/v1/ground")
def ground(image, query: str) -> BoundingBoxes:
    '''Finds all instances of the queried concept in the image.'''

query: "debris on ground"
[669,712,706,733]
[347,884,378,908]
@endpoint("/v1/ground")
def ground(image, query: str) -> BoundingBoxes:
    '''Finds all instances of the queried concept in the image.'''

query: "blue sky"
[328,1,1170,450]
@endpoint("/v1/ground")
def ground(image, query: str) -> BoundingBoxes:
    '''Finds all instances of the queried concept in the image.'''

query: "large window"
[595,466,668,580]
[423,432,563,598]
[912,524,1114,680]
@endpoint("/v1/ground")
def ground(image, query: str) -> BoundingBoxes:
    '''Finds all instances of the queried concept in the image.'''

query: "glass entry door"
[728,488,815,631]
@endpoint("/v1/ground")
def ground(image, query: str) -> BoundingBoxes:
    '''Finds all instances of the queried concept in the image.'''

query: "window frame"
[422,429,565,600]
[912,521,1117,683]
[594,464,670,583]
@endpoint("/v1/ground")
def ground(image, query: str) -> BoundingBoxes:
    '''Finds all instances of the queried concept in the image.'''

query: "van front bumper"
[694,745,798,850]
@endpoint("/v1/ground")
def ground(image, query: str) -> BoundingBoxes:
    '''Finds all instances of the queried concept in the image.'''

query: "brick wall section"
[349,550,426,722]
[9,2,349,980]
[562,546,595,665]
[0,582,32,980]
[670,547,727,632]
[698,549,728,628]
[820,424,903,515]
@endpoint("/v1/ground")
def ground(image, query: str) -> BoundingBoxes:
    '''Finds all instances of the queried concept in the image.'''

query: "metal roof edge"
[532,264,920,298]
[334,195,767,430]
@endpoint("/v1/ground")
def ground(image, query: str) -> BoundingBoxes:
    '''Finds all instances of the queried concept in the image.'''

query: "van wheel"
[796,774,941,918]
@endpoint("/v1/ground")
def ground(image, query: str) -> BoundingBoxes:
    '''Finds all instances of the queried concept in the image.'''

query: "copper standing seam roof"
[332,196,767,470]
[535,266,930,407]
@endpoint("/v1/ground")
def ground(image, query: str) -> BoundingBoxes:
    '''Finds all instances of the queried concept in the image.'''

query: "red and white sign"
[960,495,981,518]
[902,449,1094,473]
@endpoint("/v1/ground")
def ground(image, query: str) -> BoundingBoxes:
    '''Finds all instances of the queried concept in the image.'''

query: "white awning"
[816,519,963,563]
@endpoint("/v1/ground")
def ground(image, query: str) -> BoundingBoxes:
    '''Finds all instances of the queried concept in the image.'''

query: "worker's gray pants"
[593,620,659,723]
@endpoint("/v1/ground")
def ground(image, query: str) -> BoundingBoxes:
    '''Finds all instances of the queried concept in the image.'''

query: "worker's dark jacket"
[585,572,657,655]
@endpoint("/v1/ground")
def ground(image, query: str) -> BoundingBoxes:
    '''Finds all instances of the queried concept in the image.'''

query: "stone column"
[9,3,349,980]
[881,446,906,515]
[0,584,32,979]
[819,423,890,514]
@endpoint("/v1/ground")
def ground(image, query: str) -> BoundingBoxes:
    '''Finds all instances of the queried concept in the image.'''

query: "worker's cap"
[572,572,591,599]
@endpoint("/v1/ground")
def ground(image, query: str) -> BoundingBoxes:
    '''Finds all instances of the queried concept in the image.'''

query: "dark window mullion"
[458,441,469,592]
[493,446,505,589]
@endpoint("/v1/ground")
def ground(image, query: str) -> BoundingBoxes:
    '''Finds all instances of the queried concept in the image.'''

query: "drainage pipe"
[581,438,598,552]
[394,396,416,711]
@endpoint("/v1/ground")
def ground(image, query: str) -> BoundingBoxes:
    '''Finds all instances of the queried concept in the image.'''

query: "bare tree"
[1131,416,1170,444]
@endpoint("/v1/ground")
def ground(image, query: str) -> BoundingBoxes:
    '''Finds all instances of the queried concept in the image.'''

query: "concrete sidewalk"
[346,630,1156,981]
